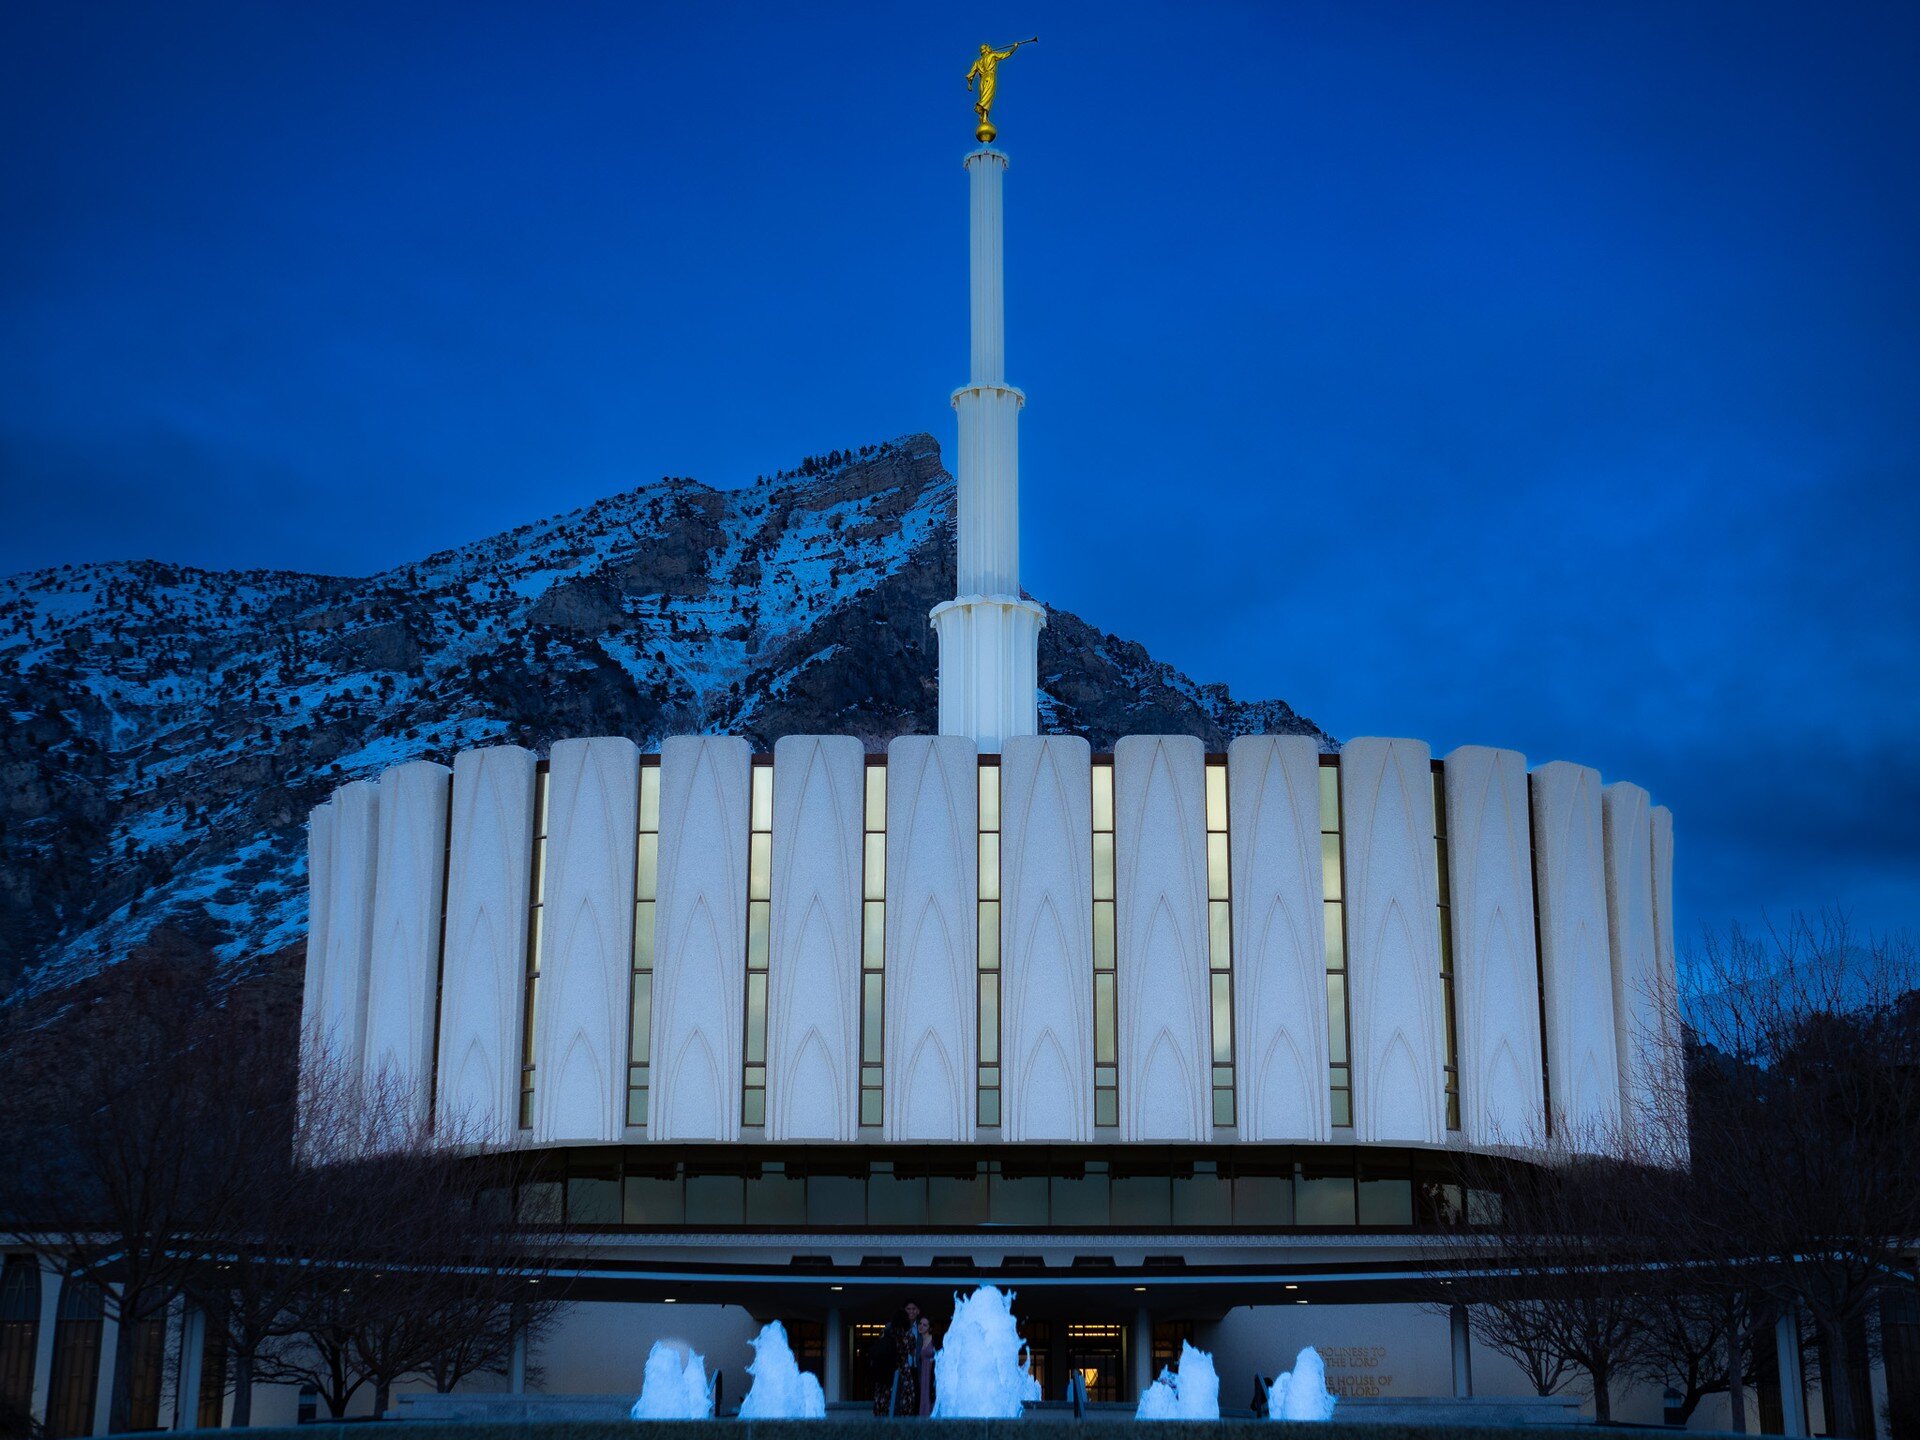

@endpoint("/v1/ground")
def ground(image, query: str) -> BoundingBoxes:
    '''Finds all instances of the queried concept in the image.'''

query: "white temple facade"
[264,124,1714,1426]
[21,110,1834,1440]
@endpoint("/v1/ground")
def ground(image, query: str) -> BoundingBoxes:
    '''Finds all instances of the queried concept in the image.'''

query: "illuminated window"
[626,760,661,1127]
[44,1279,102,1440]
[977,759,1002,1128]
[1206,757,1236,1127]
[1092,759,1118,1128]
[518,765,550,1129]
[1320,758,1353,1128]
[742,760,774,1127]
[860,759,887,1128]
[1064,1322,1126,1403]
[0,1257,40,1424]
[1433,764,1461,1130]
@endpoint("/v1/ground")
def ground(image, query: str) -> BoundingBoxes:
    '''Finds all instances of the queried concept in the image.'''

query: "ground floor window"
[498,1144,1508,1233]
[0,1258,39,1424]
[126,1305,168,1432]
[198,1317,229,1429]
[44,1279,102,1440]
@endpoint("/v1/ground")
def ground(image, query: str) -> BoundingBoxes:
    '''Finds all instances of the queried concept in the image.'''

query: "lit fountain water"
[736,1320,827,1419]
[1135,1340,1222,1420]
[629,1340,715,1420]
[1267,1346,1338,1421]
[931,1285,1042,1418]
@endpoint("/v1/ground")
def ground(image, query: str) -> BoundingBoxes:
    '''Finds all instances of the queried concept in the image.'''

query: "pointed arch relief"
[780,1029,843,1140]
[1013,1028,1077,1141]
[1135,1029,1201,1140]
[899,1030,963,1140]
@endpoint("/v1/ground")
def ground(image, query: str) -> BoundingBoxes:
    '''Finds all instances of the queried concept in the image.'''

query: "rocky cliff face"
[0,434,1326,1000]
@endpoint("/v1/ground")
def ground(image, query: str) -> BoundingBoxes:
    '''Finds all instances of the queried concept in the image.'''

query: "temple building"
[27,69,1888,1438]
[294,96,1679,1421]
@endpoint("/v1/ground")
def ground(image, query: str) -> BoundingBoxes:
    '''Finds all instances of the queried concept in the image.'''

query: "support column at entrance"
[1449,1304,1473,1398]
[174,1303,206,1431]
[825,1309,844,1403]
[510,1330,527,1395]
[1130,1307,1152,1401]
[1777,1309,1808,1438]
[29,1258,59,1428]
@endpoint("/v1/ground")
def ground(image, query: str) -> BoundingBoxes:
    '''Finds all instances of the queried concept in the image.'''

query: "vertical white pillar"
[435,745,538,1144]
[363,760,452,1127]
[932,145,1045,753]
[318,780,380,1077]
[766,735,864,1143]
[1776,1309,1808,1438]
[883,736,979,1142]
[300,800,334,1104]
[1113,735,1211,1142]
[174,1301,205,1432]
[824,1309,844,1402]
[1227,735,1331,1142]
[29,1257,59,1426]
[1450,1304,1474,1398]
[1650,803,1688,1161]
[1603,781,1660,1132]
[1444,745,1546,1148]
[1530,761,1620,1152]
[1131,1306,1154,1401]
[533,737,639,1144]
[90,1296,118,1437]
[1000,735,1094,1141]
[1339,737,1446,1145]
[649,736,752,1143]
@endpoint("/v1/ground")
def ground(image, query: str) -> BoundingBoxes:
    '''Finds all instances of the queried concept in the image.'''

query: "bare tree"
[245,1068,571,1420]
[1434,1118,1661,1422]
[1674,917,1920,1439]
[0,953,291,1433]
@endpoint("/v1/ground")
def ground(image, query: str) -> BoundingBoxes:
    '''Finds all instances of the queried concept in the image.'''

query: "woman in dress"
[870,1311,918,1417]
[916,1316,936,1416]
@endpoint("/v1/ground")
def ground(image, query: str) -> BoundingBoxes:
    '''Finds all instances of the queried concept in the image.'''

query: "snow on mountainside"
[0,434,1327,1000]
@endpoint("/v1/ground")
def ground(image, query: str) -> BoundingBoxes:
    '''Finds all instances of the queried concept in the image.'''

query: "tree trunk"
[107,1309,137,1433]
[232,1350,254,1427]
[1590,1363,1612,1423]
[1728,1301,1749,1436]
[1823,1320,1857,1439]
[374,1378,391,1418]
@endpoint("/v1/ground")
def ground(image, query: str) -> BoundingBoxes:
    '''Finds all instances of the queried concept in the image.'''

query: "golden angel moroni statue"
[967,37,1036,144]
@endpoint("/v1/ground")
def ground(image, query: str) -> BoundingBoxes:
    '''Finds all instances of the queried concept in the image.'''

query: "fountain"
[930,1285,1043,1418]
[629,1339,715,1420]
[1267,1346,1338,1421]
[1135,1340,1222,1420]
[736,1320,827,1419]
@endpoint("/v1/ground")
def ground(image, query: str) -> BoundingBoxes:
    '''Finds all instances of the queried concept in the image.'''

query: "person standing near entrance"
[915,1316,936,1415]
[870,1312,918,1417]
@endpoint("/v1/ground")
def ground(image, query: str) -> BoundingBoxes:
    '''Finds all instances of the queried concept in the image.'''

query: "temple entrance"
[842,1311,1177,1405]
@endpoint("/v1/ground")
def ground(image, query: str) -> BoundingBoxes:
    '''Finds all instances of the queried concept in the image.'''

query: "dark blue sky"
[4,3,1916,945]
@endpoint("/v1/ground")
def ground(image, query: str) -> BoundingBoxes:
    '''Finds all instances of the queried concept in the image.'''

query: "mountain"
[0,434,1327,1001]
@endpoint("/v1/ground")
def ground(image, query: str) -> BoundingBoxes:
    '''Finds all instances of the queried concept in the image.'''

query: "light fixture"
[1284,1284,1298,1290]
[1296,1299,1308,1305]
[664,1297,677,1304]
[831,1285,844,1292]
[1133,1286,1146,1293]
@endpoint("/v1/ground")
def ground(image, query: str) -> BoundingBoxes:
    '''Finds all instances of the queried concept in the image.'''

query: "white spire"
[931,145,1046,752]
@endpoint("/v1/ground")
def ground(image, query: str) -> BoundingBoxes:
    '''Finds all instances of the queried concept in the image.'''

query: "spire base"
[931,595,1047,755]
